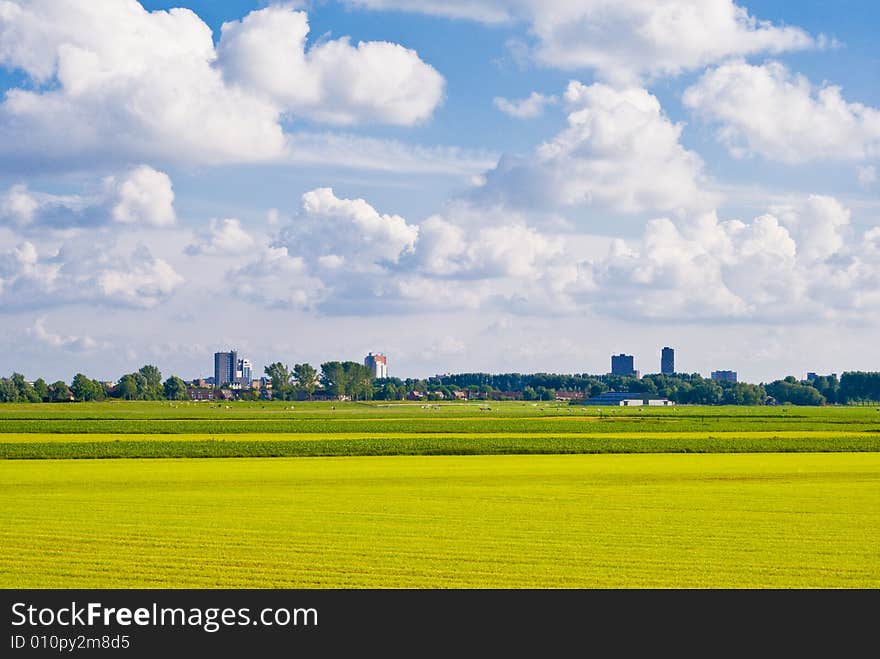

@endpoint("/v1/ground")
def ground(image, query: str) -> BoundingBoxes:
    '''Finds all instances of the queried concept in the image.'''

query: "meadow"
[1,454,878,588]
[1,400,880,458]
[1,401,878,588]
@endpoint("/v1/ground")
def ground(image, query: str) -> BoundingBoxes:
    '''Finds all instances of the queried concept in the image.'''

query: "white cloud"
[107,166,175,227]
[0,1,445,169]
[217,6,444,127]
[0,165,175,229]
[0,239,183,310]
[287,187,420,268]
[186,218,257,256]
[577,197,880,322]
[770,195,851,263]
[347,1,816,83]
[476,82,715,215]
[29,316,97,351]
[858,165,877,188]
[414,214,562,278]
[493,92,557,119]
[683,60,880,163]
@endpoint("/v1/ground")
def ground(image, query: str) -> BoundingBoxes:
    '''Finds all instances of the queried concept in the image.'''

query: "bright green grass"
[1,454,878,588]
[2,431,880,458]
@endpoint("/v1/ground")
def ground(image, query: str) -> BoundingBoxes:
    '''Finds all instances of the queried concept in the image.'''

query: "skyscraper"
[214,350,237,387]
[661,347,674,375]
[238,358,253,384]
[711,370,737,383]
[365,353,388,379]
[611,353,636,376]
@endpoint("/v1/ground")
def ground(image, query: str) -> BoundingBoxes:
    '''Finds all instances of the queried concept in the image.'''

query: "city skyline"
[0,2,877,384]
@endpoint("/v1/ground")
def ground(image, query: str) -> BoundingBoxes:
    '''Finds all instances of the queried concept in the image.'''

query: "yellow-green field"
[2,453,878,588]
[2,402,879,588]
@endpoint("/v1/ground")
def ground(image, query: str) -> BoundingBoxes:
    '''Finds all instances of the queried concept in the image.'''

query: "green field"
[2,401,880,459]
[1,454,878,588]
[1,401,879,587]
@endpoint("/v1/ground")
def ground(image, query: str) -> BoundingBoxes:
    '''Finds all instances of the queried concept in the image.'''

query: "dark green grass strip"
[3,418,879,434]
[3,435,880,459]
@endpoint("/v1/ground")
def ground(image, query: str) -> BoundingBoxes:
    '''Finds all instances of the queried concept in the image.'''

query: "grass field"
[2,400,880,459]
[1,453,878,588]
[1,401,878,588]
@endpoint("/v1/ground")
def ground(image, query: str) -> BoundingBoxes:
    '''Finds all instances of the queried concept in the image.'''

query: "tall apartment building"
[661,347,675,375]
[238,358,253,384]
[611,353,636,376]
[365,353,388,379]
[214,351,238,387]
[711,370,737,383]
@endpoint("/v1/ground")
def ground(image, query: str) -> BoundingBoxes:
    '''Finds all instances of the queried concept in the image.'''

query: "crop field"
[1,454,878,588]
[1,401,880,459]
[1,402,879,588]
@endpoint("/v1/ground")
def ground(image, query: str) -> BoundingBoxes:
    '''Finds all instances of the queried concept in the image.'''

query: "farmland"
[1,401,879,587]
[1,454,878,588]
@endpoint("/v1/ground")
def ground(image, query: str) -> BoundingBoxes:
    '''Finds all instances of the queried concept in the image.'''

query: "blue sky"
[0,1,878,382]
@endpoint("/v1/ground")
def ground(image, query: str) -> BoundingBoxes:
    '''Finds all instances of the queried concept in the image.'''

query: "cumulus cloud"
[770,195,851,263]
[218,183,880,325]
[217,5,444,126]
[283,187,419,269]
[0,165,175,229]
[414,214,562,278]
[683,60,880,163]
[0,239,183,310]
[577,197,879,321]
[493,92,557,119]
[227,188,563,313]
[106,166,175,227]
[29,317,97,351]
[186,218,257,256]
[0,1,444,169]
[475,82,715,215]
[347,0,816,83]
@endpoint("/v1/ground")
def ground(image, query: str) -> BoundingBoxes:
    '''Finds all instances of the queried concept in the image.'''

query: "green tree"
[71,373,101,401]
[116,374,138,400]
[320,362,346,399]
[163,376,189,401]
[0,378,18,402]
[264,362,292,400]
[138,365,164,400]
[766,380,825,406]
[11,373,39,402]
[535,386,555,401]
[293,363,318,400]
[343,362,373,401]
[32,378,49,402]
[49,380,72,402]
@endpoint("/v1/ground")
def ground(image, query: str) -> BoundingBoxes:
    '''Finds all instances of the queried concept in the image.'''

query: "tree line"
[2,366,880,406]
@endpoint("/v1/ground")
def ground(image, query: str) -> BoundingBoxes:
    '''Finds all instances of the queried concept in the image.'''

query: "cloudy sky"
[1,0,878,383]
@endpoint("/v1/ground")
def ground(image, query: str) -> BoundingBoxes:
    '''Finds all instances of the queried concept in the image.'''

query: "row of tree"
[3,367,880,406]
[263,361,374,401]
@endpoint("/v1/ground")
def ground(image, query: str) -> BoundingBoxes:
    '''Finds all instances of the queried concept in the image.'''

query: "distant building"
[238,358,253,384]
[579,392,673,406]
[806,372,837,382]
[214,351,237,387]
[711,370,737,383]
[611,353,636,376]
[661,347,674,375]
[365,352,388,379]
[187,388,216,401]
